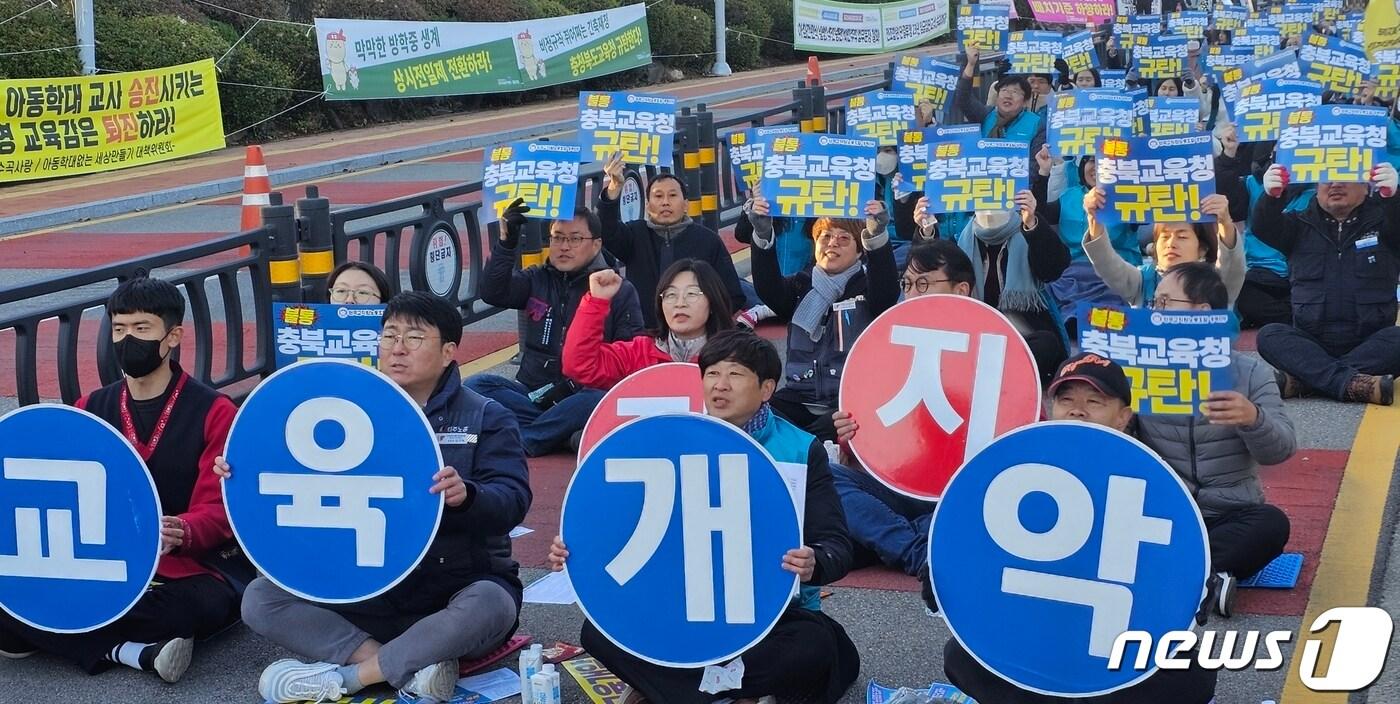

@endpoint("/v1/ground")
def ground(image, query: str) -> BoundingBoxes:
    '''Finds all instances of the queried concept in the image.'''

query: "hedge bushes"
[0,0,923,141]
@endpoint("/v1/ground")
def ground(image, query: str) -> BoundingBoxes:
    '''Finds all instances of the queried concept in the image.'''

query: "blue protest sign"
[759,133,878,219]
[0,405,160,633]
[578,91,677,166]
[956,4,1009,52]
[1078,304,1238,415]
[562,413,801,668]
[274,303,384,370]
[1377,48,1400,98]
[1006,31,1061,75]
[1234,27,1283,57]
[1269,5,1317,37]
[482,141,581,221]
[1145,97,1199,136]
[1101,68,1128,90]
[1276,104,1389,183]
[728,124,800,192]
[1166,10,1209,39]
[922,132,1030,213]
[844,90,917,146]
[1205,45,1254,73]
[1096,133,1215,225]
[931,421,1210,696]
[891,55,961,114]
[1298,32,1371,94]
[1235,78,1323,143]
[1062,31,1101,76]
[1213,5,1248,32]
[1219,51,1302,109]
[224,359,444,603]
[1048,90,1134,157]
[1125,14,1163,49]
[1137,34,1188,79]
[897,124,980,194]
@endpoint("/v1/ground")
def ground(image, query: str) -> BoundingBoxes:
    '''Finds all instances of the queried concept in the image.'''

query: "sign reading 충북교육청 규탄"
[483,141,582,221]
[1095,133,1216,226]
[223,360,444,604]
[313,5,651,100]
[274,303,384,370]
[0,405,162,633]
[759,133,879,219]
[0,60,225,183]
[1076,304,1238,416]
[729,124,802,192]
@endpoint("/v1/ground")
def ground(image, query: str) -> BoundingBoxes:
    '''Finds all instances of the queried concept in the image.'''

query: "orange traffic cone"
[806,56,822,86]
[240,145,271,232]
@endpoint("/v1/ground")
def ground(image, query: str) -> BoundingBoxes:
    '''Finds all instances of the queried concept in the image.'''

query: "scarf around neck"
[658,332,706,363]
[645,214,694,240]
[957,215,1045,313]
[742,402,772,436]
[792,263,861,341]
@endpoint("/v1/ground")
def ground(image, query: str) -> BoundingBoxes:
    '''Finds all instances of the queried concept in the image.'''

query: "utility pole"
[710,0,732,76]
[73,0,96,75]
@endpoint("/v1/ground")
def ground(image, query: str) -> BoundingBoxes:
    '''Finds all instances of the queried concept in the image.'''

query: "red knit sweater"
[563,294,673,390]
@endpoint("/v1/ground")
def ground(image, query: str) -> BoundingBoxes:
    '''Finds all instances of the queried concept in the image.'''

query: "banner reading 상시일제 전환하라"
[313,4,652,100]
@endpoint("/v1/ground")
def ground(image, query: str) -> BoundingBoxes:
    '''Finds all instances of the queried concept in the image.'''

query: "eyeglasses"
[330,288,381,304]
[378,332,439,350]
[900,277,951,293]
[1149,295,1196,310]
[660,287,706,304]
[816,233,855,247]
[548,235,596,248]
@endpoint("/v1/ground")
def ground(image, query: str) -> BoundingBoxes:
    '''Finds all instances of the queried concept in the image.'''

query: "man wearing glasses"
[240,291,532,704]
[466,199,645,455]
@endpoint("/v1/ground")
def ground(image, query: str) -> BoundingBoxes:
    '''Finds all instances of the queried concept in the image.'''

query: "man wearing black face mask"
[0,276,244,683]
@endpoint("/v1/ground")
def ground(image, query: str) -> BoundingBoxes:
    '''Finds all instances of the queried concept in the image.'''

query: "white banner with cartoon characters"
[313,5,652,100]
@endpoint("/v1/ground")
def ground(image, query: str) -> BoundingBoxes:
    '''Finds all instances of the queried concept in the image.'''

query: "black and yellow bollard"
[265,193,302,303]
[296,186,334,303]
[696,105,720,234]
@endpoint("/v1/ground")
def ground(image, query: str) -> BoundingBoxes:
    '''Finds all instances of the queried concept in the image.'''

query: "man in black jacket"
[597,154,747,327]
[1253,162,1400,405]
[547,331,859,703]
[466,199,645,455]
[237,292,532,703]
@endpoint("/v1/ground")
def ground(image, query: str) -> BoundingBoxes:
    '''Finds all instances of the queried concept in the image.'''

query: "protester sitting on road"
[1233,143,1311,329]
[464,200,644,456]
[1082,188,1244,308]
[825,240,976,577]
[937,351,1219,704]
[1253,161,1400,405]
[327,261,392,305]
[746,191,899,442]
[955,44,1046,153]
[595,153,748,328]
[221,292,531,704]
[562,259,734,390]
[915,188,1071,383]
[1031,145,1138,335]
[1139,262,1296,617]
[0,276,245,683]
[549,330,858,704]
[735,202,815,277]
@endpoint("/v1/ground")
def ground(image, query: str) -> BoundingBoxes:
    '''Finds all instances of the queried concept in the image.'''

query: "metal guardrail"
[0,48,1018,405]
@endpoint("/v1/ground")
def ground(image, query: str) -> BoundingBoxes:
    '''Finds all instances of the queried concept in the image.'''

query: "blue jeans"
[830,463,936,576]
[463,374,603,457]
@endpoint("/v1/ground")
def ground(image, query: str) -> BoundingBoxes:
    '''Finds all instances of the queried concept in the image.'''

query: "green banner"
[314,5,652,100]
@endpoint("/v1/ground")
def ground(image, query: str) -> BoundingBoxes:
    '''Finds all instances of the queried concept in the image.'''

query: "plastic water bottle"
[531,663,561,704]
[519,643,543,702]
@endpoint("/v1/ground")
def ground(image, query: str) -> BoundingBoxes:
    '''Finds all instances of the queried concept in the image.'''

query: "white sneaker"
[258,659,346,703]
[151,637,194,684]
[402,659,459,702]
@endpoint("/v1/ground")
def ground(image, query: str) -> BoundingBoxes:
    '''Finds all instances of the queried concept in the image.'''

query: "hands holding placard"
[603,151,625,200]
[213,456,471,508]
[549,535,817,582]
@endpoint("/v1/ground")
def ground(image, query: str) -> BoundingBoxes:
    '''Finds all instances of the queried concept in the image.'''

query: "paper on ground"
[509,525,534,538]
[523,570,578,604]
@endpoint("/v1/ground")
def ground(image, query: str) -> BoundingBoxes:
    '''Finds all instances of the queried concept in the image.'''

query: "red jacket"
[77,365,235,582]
[563,294,672,390]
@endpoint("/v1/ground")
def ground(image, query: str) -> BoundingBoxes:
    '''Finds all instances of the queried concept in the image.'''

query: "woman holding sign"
[1082,187,1245,308]
[563,259,734,390]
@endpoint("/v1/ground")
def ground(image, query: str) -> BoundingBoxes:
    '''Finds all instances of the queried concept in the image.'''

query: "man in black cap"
[1045,351,1135,433]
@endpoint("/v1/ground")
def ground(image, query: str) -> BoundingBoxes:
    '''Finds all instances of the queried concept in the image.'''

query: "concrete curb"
[1,61,898,237]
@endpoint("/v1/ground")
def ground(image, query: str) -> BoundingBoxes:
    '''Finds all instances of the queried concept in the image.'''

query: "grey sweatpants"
[242,576,518,688]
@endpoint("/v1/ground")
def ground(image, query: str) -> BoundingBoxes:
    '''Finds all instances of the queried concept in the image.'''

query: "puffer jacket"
[1136,354,1296,519]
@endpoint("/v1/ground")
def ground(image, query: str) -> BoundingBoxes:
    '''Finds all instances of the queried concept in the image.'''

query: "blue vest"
[981,109,1042,142]
[750,412,824,612]
[1059,185,1141,265]
[775,218,814,277]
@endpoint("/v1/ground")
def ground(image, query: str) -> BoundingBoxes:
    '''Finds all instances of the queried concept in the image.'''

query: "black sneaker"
[0,629,36,659]
[1214,571,1237,618]
[568,430,583,452]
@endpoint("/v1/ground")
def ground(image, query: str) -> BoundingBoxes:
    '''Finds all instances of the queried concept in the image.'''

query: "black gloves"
[500,197,530,249]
